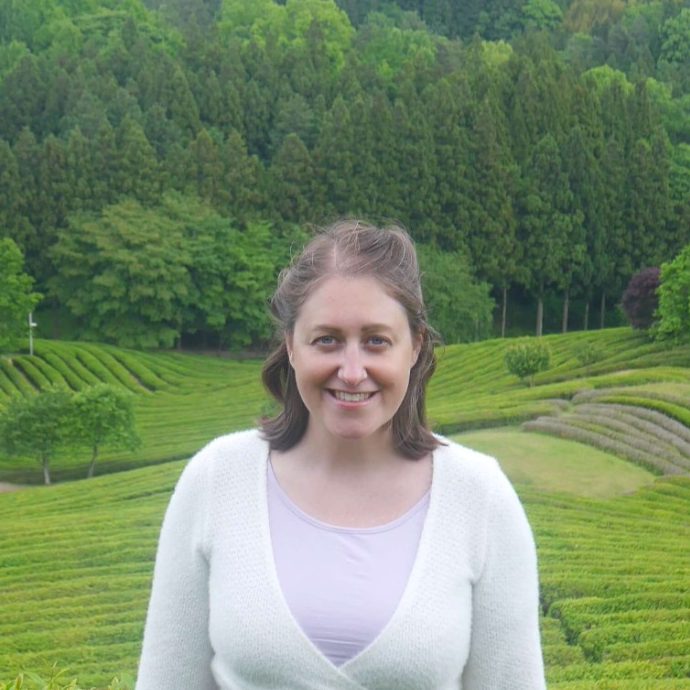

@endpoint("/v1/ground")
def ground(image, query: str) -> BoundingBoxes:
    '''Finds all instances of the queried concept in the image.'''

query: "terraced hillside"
[0,340,265,481]
[428,328,690,432]
[1,458,688,688]
[1,328,690,687]
[2,328,690,483]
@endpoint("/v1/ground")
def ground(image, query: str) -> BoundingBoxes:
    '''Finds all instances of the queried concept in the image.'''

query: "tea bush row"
[522,417,682,474]
[2,469,687,687]
[558,414,690,472]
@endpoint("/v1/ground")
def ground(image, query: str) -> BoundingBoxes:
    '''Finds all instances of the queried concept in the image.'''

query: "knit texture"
[136,429,546,690]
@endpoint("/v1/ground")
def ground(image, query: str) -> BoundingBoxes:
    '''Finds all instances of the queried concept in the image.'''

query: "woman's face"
[287,274,421,446]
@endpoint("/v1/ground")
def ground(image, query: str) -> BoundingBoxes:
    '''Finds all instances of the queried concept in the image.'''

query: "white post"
[28,312,37,356]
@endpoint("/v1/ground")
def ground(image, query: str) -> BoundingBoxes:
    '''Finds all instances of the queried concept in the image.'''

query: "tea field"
[2,328,690,483]
[1,328,689,688]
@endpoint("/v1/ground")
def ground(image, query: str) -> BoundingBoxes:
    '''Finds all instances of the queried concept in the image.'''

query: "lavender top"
[267,459,430,666]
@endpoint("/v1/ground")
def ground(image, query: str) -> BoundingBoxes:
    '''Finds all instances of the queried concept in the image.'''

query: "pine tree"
[114,115,160,204]
[188,128,223,204]
[268,133,315,223]
[314,95,356,217]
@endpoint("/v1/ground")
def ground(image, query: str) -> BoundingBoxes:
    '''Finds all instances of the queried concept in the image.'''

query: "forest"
[1,0,689,348]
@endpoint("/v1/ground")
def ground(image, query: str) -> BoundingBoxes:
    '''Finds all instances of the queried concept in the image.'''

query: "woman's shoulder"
[433,434,502,474]
[181,428,268,481]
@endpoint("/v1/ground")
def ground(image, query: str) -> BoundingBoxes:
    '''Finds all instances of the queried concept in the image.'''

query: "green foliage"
[655,244,690,343]
[504,338,551,385]
[71,385,140,478]
[417,244,495,343]
[0,664,132,690]
[50,199,191,349]
[356,10,437,83]
[573,341,604,370]
[520,0,563,32]
[0,239,41,353]
[0,387,73,484]
[49,195,278,350]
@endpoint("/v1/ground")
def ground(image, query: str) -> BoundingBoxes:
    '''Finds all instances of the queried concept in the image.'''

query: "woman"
[136,220,546,689]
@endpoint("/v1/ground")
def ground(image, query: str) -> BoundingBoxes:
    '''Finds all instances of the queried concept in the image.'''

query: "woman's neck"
[293,423,402,477]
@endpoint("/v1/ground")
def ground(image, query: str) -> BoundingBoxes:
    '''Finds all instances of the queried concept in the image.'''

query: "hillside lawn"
[455,428,654,498]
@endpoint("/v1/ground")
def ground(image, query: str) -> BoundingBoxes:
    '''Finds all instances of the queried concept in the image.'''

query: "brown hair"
[260,219,440,459]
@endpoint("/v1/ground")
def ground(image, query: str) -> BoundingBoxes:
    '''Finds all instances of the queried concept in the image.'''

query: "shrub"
[0,667,132,690]
[573,342,605,371]
[504,338,551,386]
[655,245,690,342]
[621,267,660,330]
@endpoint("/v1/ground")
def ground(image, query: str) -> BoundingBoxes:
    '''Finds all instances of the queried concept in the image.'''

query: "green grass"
[454,428,655,498]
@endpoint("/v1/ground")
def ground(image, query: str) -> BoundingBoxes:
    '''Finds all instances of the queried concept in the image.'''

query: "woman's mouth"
[331,390,376,402]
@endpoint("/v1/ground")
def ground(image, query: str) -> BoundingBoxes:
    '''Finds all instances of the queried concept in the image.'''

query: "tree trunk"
[501,286,508,338]
[584,301,590,331]
[600,292,606,329]
[562,288,570,333]
[42,456,51,485]
[87,446,98,479]
[536,296,544,337]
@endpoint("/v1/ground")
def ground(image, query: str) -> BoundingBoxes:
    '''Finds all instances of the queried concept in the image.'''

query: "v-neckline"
[258,446,440,680]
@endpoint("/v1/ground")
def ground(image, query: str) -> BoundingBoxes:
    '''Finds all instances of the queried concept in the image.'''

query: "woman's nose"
[337,345,367,386]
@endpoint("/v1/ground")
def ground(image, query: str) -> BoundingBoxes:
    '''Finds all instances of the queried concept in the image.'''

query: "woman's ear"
[411,331,423,367]
[285,334,294,365]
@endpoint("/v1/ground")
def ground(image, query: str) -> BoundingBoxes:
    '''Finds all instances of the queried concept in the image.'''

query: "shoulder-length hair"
[260,219,440,459]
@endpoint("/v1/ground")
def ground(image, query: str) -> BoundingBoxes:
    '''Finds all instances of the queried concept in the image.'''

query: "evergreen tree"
[268,133,316,224]
[518,134,583,335]
[0,139,24,243]
[314,95,356,217]
[11,127,41,276]
[425,77,472,249]
[466,95,520,336]
[188,128,223,204]
[220,128,264,220]
[114,115,160,204]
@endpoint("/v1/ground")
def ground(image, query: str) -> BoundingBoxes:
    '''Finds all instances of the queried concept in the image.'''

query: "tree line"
[0,0,689,346]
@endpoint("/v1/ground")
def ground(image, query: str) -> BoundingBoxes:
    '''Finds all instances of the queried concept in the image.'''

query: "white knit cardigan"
[136,429,546,690]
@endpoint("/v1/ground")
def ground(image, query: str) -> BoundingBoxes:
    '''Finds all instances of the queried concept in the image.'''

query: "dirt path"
[0,482,28,494]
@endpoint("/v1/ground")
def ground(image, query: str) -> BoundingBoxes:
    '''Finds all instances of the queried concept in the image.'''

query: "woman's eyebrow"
[310,323,394,333]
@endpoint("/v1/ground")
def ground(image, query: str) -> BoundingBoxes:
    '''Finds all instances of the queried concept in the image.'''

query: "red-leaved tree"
[621,267,661,330]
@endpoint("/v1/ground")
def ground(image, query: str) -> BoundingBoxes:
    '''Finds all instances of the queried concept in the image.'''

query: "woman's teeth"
[333,391,373,402]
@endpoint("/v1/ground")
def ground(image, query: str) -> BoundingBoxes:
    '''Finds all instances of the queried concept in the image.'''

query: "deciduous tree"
[0,238,41,352]
[0,388,72,485]
[71,384,140,478]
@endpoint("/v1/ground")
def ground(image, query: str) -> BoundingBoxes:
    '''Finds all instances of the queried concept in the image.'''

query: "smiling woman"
[287,274,421,448]
[135,220,546,690]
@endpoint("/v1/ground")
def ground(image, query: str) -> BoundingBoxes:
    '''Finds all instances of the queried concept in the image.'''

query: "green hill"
[2,328,690,482]
[1,327,689,687]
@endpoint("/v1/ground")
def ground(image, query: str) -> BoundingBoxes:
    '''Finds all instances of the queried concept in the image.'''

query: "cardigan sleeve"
[135,451,218,690]
[460,466,546,690]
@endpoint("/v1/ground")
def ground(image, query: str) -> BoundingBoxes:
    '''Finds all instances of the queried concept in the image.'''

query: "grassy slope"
[455,428,654,498]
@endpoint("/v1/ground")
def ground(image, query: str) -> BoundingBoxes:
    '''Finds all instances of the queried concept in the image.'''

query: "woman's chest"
[204,514,475,690]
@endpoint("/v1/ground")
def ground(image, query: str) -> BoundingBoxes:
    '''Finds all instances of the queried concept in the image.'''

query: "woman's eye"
[314,335,336,346]
[367,336,389,347]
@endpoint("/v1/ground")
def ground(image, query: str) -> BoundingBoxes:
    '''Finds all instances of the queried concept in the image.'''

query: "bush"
[504,338,551,386]
[0,665,132,690]
[655,245,690,342]
[621,267,660,330]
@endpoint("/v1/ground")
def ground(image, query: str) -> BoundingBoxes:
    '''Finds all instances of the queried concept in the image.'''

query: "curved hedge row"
[0,466,687,688]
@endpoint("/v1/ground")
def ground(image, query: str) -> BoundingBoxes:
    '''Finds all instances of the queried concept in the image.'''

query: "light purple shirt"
[267,460,430,666]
